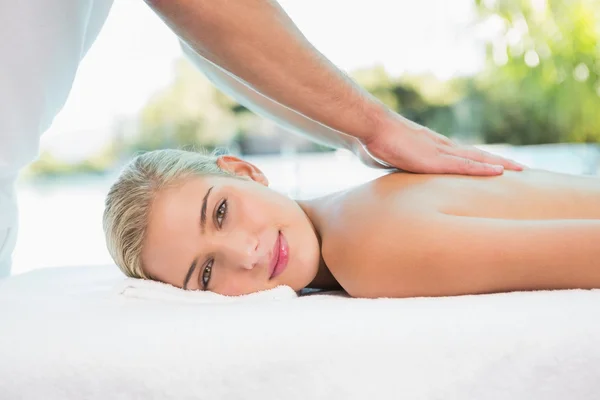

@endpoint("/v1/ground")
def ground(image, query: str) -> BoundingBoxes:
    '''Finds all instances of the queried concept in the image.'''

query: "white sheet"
[1,266,600,400]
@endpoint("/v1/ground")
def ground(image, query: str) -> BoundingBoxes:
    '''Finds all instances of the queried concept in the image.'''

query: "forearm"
[179,41,390,167]
[145,0,394,145]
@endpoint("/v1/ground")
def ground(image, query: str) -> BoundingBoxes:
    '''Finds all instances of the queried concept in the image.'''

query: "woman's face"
[141,156,321,295]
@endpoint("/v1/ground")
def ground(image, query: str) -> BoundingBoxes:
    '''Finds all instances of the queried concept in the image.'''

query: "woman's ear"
[216,155,269,186]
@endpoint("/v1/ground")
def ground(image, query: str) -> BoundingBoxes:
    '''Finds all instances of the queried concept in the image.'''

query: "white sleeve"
[0,0,114,179]
[0,0,113,275]
[0,226,17,279]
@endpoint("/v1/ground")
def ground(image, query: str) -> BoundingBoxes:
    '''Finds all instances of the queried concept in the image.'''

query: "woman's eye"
[201,260,213,289]
[216,200,228,227]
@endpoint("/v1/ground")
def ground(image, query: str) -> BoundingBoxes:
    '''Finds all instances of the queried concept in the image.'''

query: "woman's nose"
[218,232,259,270]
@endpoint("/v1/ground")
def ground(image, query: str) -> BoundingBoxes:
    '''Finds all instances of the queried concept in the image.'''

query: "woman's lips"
[269,231,289,280]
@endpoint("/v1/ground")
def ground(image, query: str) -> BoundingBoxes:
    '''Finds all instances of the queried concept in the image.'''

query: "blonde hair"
[103,148,232,279]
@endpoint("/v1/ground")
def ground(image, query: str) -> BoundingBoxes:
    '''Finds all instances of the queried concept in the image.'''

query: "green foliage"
[472,0,600,144]
[23,146,117,179]
[129,58,238,153]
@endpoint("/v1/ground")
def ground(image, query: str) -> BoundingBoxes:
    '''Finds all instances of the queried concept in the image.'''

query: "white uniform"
[0,0,114,278]
[0,0,388,279]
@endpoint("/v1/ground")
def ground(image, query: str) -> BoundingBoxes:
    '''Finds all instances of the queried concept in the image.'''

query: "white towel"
[116,277,298,303]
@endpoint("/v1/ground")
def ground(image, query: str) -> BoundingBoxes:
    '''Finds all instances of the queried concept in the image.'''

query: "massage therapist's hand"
[362,114,526,176]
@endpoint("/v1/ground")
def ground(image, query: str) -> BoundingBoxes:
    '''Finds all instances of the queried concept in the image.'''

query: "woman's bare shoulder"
[323,172,442,226]
[317,175,442,294]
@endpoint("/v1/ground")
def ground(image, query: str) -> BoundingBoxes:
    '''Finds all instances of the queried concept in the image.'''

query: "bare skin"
[142,155,600,298]
[309,169,600,297]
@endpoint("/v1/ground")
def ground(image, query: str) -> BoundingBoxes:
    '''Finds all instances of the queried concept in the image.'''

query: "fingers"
[423,128,527,172]
[443,145,526,172]
[424,129,454,146]
[436,154,506,176]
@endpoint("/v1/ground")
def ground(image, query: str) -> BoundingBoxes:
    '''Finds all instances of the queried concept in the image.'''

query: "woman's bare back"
[360,169,600,220]
[311,169,600,297]
[422,169,600,220]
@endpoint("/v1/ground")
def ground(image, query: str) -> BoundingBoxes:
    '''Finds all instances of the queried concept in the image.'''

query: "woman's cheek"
[218,276,257,297]
[243,199,269,227]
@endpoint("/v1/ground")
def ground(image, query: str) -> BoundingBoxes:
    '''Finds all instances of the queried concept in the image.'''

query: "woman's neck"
[296,194,344,290]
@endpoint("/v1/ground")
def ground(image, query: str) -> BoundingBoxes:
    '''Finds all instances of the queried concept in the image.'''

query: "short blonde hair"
[103,148,232,279]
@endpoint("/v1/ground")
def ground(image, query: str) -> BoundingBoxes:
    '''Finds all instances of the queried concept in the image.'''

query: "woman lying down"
[103,149,600,299]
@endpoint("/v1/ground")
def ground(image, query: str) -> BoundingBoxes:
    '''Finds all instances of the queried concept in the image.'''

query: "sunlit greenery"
[23,146,117,179]
[473,0,600,144]
[132,58,239,152]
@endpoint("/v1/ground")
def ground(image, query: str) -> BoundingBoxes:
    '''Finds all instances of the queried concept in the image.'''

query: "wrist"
[363,108,427,145]
[358,110,429,169]
[360,105,400,149]
[356,101,393,145]
[346,106,396,169]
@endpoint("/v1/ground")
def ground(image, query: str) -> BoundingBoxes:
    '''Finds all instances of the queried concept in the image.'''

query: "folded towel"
[116,277,298,304]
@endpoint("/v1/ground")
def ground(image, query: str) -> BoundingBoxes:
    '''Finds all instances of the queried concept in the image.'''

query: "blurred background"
[12,0,600,274]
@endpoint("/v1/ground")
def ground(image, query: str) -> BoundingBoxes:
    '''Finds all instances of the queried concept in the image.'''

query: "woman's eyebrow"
[183,259,197,290]
[183,185,215,289]
[200,186,214,234]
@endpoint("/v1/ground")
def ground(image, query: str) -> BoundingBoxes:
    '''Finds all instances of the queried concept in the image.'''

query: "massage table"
[1,265,599,399]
